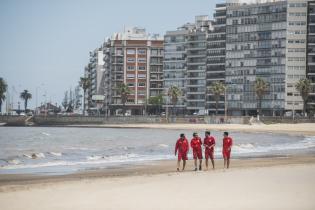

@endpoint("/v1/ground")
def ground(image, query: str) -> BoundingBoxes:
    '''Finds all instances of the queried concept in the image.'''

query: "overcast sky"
[0,0,222,110]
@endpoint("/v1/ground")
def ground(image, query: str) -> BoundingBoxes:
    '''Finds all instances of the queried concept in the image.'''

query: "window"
[127,49,135,54]
[127,83,134,87]
[138,66,146,71]
[138,74,146,78]
[138,49,146,54]
[138,58,146,63]
[287,92,293,96]
[127,66,135,71]
[138,82,146,87]
[116,48,123,55]
[127,74,135,78]
[127,58,135,63]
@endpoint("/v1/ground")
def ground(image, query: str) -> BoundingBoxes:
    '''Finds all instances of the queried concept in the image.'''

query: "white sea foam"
[41,132,51,136]
[0,154,174,170]
[49,152,62,157]
[23,153,46,159]
[8,159,21,165]
[158,144,169,148]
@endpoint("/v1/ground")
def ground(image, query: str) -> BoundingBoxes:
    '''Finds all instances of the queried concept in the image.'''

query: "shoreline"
[60,123,314,136]
[1,154,315,190]
[2,123,315,136]
[0,156,315,210]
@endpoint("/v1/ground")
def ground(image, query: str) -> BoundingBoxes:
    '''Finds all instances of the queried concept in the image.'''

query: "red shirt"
[175,138,189,154]
[204,136,215,151]
[190,137,202,151]
[223,137,233,151]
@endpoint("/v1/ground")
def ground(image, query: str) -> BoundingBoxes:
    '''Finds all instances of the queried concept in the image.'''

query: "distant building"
[207,3,227,115]
[99,27,163,116]
[307,0,315,110]
[225,0,308,116]
[84,47,105,112]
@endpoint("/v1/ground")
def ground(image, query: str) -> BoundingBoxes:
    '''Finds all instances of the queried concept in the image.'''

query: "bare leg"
[177,160,180,171]
[194,159,197,170]
[205,159,209,170]
[182,160,186,171]
[227,158,230,169]
[210,158,215,169]
[199,159,202,170]
[224,158,227,169]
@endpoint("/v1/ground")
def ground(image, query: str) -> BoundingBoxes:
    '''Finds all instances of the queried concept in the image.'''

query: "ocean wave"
[0,154,173,170]
[158,144,169,148]
[41,132,51,136]
[23,153,46,159]
[232,136,315,154]
[48,152,62,157]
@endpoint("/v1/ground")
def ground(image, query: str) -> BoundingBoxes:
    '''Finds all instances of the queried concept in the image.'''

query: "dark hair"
[205,131,210,135]
[224,132,229,136]
[193,132,198,136]
[180,133,185,138]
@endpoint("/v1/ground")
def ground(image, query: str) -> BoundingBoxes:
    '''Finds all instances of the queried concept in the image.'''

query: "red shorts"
[205,149,214,159]
[222,150,231,159]
[178,152,188,161]
[193,149,203,160]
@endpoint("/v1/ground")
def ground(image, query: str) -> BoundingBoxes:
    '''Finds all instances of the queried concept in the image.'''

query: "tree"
[79,77,91,115]
[167,86,182,116]
[148,94,164,114]
[0,78,8,113]
[62,91,68,110]
[20,90,32,112]
[74,85,82,110]
[254,78,269,116]
[209,81,225,115]
[295,78,312,116]
[118,83,131,115]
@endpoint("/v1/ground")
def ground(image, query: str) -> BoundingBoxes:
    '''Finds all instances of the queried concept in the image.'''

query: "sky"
[0,0,223,110]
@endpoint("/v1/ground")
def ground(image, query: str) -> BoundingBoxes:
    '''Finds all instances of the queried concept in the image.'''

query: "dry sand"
[70,123,315,136]
[0,157,315,210]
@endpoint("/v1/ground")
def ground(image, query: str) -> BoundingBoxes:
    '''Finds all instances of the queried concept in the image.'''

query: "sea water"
[0,127,314,175]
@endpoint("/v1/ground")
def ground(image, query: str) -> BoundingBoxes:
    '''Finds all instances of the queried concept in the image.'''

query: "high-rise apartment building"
[164,24,192,114]
[84,47,105,111]
[307,0,315,109]
[207,3,227,115]
[101,27,163,116]
[225,0,309,116]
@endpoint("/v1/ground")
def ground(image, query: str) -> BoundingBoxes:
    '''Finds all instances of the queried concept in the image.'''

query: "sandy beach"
[69,123,315,136]
[0,156,315,210]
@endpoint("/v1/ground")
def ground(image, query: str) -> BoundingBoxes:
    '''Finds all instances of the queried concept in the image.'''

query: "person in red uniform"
[222,132,233,169]
[203,131,215,170]
[175,133,189,171]
[190,132,203,171]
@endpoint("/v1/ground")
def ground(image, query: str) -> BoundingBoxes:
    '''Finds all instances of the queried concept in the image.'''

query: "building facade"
[207,3,227,115]
[84,47,105,112]
[307,0,315,110]
[226,0,307,116]
[101,27,163,116]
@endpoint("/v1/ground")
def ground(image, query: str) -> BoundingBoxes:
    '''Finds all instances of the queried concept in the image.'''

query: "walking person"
[204,131,215,170]
[175,133,189,171]
[222,132,233,169]
[190,132,203,171]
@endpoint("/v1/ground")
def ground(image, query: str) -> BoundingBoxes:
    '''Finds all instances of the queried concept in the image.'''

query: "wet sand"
[0,155,315,210]
[67,123,315,136]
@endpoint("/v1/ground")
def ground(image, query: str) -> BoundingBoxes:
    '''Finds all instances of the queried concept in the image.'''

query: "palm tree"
[149,94,164,114]
[0,78,8,113]
[79,77,91,115]
[20,90,32,112]
[209,81,225,115]
[118,83,131,115]
[167,86,182,116]
[295,78,312,116]
[254,78,269,116]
